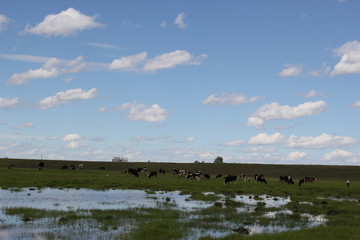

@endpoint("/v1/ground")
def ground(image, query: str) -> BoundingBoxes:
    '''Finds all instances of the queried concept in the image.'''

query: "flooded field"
[0,188,327,239]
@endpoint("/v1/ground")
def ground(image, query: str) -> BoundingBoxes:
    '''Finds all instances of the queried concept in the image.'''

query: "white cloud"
[187,137,195,142]
[37,88,97,110]
[7,56,87,85]
[223,139,245,146]
[332,40,360,76]
[143,50,199,71]
[117,102,168,122]
[11,123,35,129]
[174,12,187,29]
[109,52,147,70]
[287,151,307,161]
[63,133,81,141]
[0,14,10,32]
[66,141,80,149]
[0,97,19,108]
[278,64,303,77]
[351,101,360,108]
[248,132,285,145]
[301,90,323,98]
[203,93,260,105]
[306,63,331,77]
[96,106,108,112]
[22,8,103,37]
[322,149,352,161]
[247,101,327,127]
[246,117,265,128]
[0,53,50,63]
[87,42,119,49]
[287,133,357,149]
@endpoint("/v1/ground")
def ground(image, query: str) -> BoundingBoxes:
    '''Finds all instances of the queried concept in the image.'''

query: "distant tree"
[213,156,223,164]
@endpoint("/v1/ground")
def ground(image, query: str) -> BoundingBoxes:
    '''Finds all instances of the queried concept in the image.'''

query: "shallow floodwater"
[0,188,327,239]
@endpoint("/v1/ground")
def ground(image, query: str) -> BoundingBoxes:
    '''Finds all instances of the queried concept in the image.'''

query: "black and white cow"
[8,164,14,169]
[279,176,294,184]
[255,174,267,184]
[128,168,139,177]
[159,169,166,175]
[224,175,237,184]
[38,162,44,170]
[149,171,158,178]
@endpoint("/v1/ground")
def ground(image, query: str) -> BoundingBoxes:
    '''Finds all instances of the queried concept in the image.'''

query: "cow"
[69,165,76,170]
[8,164,14,169]
[298,178,305,186]
[172,168,179,175]
[78,164,84,169]
[159,169,166,175]
[255,174,267,184]
[149,171,158,178]
[38,162,44,170]
[215,174,223,178]
[178,169,187,178]
[138,167,148,176]
[346,180,351,187]
[128,168,139,177]
[99,166,106,171]
[203,173,210,179]
[224,175,237,184]
[305,177,317,183]
[279,176,294,184]
[61,165,69,170]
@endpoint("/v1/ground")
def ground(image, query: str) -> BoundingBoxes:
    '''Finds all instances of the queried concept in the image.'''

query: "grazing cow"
[128,168,139,177]
[186,171,202,181]
[215,174,223,178]
[172,168,179,175]
[69,165,76,170]
[298,178,305,186]
[99,166,106,171]
[159,169,166,175]
[305,177,317,183]
[8,164,14,169]
[78,164,84,169]
[346,180,351,187]
[62,165,69,170]
[178,169,187,178]
[38,162,44,170]
[279,176,294,184]
[149,171,158,178]
[138,167,148,176]
[224,175,237,184]
[203,173,210,179]
[255,174,267,184]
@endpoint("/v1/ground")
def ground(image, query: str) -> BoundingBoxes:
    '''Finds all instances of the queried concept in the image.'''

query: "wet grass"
[1,159,360,239]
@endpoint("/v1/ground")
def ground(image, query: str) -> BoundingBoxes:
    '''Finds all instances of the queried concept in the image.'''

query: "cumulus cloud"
[351,101,360,108]
[63,133,81,141]
[37,88,97,110]
[306,63,331,77]
[247,101,327,127]
[22,8,103,37]
[174,12,187,29]
[287,151,307,161]
[7,56,87,85]
[278,64,303,77]
[322,149,352,161]
[66,141,80,149]
[203,93,260,105]
[0,97,19,108]
[0,14,10,32]
[248,132,285,145]
[96,106,108,112]
[287,133,357,149]
[117,102,168,122]
[109,52,147,70]
[332,40,360,76]
[143,50,203,71]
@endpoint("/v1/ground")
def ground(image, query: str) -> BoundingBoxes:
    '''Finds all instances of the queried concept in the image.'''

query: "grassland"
[0,158,359,239]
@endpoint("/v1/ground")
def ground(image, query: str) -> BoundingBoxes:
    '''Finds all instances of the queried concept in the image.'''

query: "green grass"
[1,158,360,239]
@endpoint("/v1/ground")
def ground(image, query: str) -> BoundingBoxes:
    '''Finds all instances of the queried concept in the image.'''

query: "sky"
[1,0,360,165]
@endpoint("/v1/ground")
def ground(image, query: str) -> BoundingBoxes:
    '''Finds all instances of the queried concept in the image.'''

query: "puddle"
[0,188,327,239]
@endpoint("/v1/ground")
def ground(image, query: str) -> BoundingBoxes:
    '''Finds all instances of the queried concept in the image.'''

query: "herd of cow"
[9,162,353,187]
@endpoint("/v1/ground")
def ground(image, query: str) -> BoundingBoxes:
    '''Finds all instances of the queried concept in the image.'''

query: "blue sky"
[1,0,360,164]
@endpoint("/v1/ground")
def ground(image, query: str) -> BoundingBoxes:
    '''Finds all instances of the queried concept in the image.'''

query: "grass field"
[0,158,359,239]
